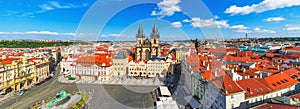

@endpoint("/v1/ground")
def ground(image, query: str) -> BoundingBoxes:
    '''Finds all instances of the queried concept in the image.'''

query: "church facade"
[135,24,161,61]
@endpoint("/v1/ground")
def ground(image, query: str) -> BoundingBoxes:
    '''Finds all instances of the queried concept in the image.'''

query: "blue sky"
[0,0,300,40]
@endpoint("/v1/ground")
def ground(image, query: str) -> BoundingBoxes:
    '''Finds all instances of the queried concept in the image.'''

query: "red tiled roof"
[253,103,298,109]
[134,60,141,63]
[223,74,244,95]
[75,54,112,67]
[236,69,259,77]
[223,55,253,63]
[198,55,206,61]
[170,53,176,60]
[284,46,300,51]
[255,63,280,74]
[202,70,213,80]
[54,49,61,52]
[128,56,133,62]
[282,67,300,80]
[265,53,275,58]
[0,58,20,64]
[226,48,237,52]
[257,73,298,91]
[290,53,300,58]
[161,52,168,57]
[186,54,200,72]
[208,72,244,95]
[289,93,300,100]
[17,52,24,56]
[237,78,272,98]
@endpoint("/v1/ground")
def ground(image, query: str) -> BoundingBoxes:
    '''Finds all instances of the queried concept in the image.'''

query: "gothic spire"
[151,23,160,38]
[153,23,157,33]
[137,23,145,38]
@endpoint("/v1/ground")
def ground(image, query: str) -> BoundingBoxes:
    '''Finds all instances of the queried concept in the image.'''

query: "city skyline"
[0,0,300,41]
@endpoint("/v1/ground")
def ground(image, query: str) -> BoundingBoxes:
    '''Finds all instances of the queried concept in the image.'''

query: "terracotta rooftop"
[257,73,298,91]
[202,70,213,80]
[265,53,275,58]
[223,73,244,95]
[283,46,300,51]
[236,69,259,77]
[75,54,112,67]
[290,53,300,58]
[253,103,298,109]
[289,93,300,100]
[237,78,272,98]
[186,54,200,72]
[0,58,20,64]
[282,67,300,80]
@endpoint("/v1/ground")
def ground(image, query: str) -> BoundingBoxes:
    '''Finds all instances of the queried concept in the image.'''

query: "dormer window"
[276,81,281,85]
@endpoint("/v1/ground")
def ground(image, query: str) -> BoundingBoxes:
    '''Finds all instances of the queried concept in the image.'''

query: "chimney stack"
[214,71,218,77]
[206,64,210,70]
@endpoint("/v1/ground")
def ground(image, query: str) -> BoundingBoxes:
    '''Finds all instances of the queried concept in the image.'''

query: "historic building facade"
[0,57,50,95]
[135,24,161,61]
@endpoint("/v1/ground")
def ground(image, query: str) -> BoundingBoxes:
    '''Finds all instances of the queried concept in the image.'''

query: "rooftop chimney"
[206,64,210,70]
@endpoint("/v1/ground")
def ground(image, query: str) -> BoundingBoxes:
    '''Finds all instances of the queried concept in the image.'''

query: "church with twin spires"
[135,24,161,61]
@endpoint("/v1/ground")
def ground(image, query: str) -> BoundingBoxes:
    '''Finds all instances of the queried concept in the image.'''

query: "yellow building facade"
[0,57,50,95]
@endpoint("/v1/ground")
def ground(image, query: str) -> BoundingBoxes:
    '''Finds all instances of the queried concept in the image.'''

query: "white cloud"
[231,25,248,29]
[190,17,230,28]
[233,29,252,33]
[182,19,190,22]
[25,31,59,35]
[231,25,250,33]
[183,17,275,34]
[283,24,300,31]
[253,27,276,33]
[151,0,181,17]
[48,1,72,9]
[21,2,88,16]
[214,15,220,19]
[39,4,55,11]
[39,1,83,10]
[231,26,275,33]
[101,34,125,37]
[225,0,300,15]
[171,22,182,28]
[151,11,157,16]
[264,17,285,22]
[0,31,77,36]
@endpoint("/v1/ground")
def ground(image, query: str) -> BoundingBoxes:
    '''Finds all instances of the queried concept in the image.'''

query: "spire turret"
[136,23,145,38]
[150,23,160,38]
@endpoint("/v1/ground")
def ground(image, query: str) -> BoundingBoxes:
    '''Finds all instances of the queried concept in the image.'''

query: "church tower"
[136,24,145,61]
[150,24,160,58]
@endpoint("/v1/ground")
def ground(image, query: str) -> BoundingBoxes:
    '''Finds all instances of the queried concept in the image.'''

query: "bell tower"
[136,24,145,60]
[150,23,160,58]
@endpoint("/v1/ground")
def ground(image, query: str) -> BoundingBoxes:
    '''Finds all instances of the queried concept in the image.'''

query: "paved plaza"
[58,74,161,86]
[1,73,159,109]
